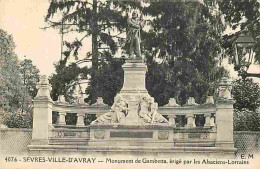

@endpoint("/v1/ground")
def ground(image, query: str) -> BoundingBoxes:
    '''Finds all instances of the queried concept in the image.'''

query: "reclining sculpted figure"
[91,94,129,124]
[137,95,169,124]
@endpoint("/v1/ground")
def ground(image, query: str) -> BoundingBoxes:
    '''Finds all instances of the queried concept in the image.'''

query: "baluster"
[58,111,66,125]
[168,115,176,127]
[186,113,195,127]
[204,114,211,127]
[210,114,215,126]
[77,113,85,126]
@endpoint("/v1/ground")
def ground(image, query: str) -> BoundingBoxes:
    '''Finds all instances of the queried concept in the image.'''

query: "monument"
[28,11,236,157]
[88,11,174,149]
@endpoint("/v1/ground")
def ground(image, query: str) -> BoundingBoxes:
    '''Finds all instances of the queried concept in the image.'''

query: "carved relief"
[75,132,90,138]
[158,131,169,140]
[180,133,187,140]
[201,133,209,139]
[51,130,90,138]
[81,132,90,138]
[51,131,64,138]
[94,130,105,139]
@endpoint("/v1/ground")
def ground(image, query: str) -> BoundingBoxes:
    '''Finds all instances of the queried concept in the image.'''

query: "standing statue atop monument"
[125,11,143,60]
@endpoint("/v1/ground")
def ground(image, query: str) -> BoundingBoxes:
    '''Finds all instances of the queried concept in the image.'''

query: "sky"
[0,0,259,84]
[0,0,64,75]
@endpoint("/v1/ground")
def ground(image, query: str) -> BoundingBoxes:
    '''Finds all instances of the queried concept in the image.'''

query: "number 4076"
[5,157,17,162]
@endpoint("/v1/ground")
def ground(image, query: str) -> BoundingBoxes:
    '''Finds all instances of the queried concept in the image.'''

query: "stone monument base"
[88,124,174,148]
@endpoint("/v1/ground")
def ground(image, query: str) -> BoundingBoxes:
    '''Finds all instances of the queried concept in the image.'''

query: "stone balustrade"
[30,75,234,151]
[52,95,109,127]
[52,95,217,128]
[161,98,216,128]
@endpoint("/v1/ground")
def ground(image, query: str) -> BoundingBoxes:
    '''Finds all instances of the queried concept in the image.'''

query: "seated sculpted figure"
[138,96,152,123]
[91,94,129,124]
[149,97,169,124]
[112,95,129,123]
[137,95,169,124]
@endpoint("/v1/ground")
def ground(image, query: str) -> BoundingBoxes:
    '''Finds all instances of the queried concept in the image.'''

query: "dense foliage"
[233,78,260,111]
[19,59,40,114]
[219,0,260,64]
[50,62,88,102]
[46,1,229,106]
[19,59,40,98]
[234,108,260,131]
[0,29,24,113]
[3,112,32,128]
[143,1,227,105]
[85,56,124,106]
[0,29,39,128]
[233,78,260,131]
[45,0,141,104]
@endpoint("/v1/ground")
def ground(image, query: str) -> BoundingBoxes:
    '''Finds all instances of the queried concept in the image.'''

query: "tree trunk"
[91,0,99,103]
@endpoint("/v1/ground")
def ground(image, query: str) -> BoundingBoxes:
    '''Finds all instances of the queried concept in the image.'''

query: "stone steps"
[49,139,216,147]
[28,144,236,158]
[49,137,216,147]
[174,142,216,147]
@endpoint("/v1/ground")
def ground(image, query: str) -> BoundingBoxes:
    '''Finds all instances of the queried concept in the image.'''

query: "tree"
[18,58,40,114]
[0,28,24,112]
[45,0,141,104]
[85,54,124,106]
[0,29,33,128]
[218,0,260,131]
[50,62,89,102]
[46,1,229,106]
[19,59,40,98]
[233,78,260,112]
[142,1,227,105]
[219,0,260,64]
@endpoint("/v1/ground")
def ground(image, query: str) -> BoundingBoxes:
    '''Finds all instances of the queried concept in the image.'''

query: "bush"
[3,112,32,128]
[233,78,260,111]
[233,78,260,131]
[234,108,260,131]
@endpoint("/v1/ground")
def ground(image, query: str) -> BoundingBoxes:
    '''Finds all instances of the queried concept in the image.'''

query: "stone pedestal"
[32,99,53,145]
[119,60,149,124]
[120,60,147,94]
[216,99,234,148]
[89,124,174,147]
[89,60,172,150]
[31,75,54,145]
[216,77,235,149]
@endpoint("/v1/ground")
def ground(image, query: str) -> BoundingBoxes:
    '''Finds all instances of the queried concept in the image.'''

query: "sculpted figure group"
[92,94,169,124]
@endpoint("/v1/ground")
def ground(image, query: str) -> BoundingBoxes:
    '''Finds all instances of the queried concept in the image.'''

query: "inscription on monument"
[110,131,153,138]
